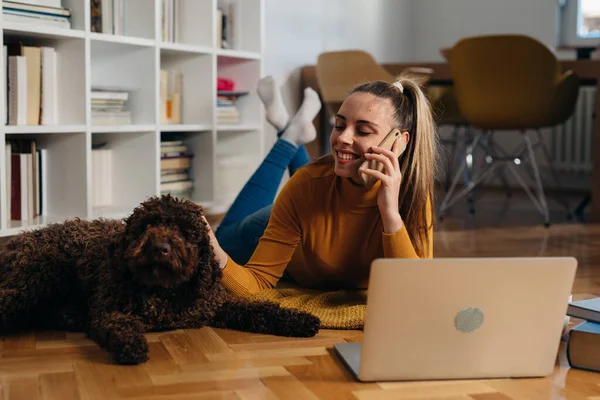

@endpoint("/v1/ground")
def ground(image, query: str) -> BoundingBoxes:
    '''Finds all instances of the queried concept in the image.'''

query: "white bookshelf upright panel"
[0,0,264,236]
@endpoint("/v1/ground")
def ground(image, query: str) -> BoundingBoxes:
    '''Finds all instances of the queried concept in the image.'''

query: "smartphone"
[359,128,406,189]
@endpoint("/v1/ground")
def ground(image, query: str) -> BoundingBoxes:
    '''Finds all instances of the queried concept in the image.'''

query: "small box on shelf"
[3,35,85,127]
[90,40,155,126]
[90,0,154,40]
[91,130,157,218]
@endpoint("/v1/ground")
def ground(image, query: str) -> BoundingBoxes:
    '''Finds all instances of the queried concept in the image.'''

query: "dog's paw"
[113,334,149,365]
[273,309,320,337]
[289,311,321,337]
[58,311,86,332]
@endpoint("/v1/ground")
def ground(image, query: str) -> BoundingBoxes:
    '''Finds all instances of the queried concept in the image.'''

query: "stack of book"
[3,1,72,29]
[160,139,193,200]
[566,297,600,371]
[5,41,58,126]
[216,90,246,125]
[91,88,131,125]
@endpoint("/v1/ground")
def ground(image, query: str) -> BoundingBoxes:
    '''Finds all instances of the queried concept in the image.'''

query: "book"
[567,321,600,372]
[8,55,27,126]
[567,297,600,323]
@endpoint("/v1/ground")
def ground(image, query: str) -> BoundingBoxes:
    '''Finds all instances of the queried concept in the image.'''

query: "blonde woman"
[208,75,439,297]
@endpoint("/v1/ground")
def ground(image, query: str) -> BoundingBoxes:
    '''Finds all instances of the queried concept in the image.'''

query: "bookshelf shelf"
[160,124,213,132]
[88,32,155,48]
[159,42,213,56]
[90,124,156,133]
[0,0,265,236]
[217,124,262,132]
[5,125,87,134]
[216,49,261,61]
[3,23,86,40]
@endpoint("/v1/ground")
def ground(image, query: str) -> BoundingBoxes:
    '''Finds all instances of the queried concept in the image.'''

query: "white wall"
[412,0,569,61]
[262,0,413,151]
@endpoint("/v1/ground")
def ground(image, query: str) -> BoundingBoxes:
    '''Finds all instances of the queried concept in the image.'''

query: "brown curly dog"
[0,194,320,364]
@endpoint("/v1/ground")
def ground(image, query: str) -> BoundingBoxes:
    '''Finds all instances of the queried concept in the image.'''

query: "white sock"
[257,75,289,131]
[281,87,321,147]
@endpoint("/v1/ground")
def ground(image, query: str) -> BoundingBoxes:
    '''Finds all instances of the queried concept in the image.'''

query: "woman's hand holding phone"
[359,135,405,234]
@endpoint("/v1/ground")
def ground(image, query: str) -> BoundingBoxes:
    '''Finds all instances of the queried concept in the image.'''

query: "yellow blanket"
[249,284,367,330]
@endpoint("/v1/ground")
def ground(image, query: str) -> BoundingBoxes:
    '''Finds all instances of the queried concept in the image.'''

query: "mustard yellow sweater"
[221,162,433,297]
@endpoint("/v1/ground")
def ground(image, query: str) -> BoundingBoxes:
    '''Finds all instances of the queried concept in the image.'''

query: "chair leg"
[486,132,512,198]
[439,132,498,219]
[522,130,551,226]
[573,194,590,219]
[463,127,477,213]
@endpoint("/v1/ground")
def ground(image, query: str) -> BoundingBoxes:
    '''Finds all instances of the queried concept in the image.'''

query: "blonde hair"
[314,74,440,257]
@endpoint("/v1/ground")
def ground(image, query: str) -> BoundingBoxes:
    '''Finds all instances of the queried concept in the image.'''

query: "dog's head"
[115,194,220,289]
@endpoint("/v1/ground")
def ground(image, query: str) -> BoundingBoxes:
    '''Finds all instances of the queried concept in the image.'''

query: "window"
[580,0,600,39]
[558,0,600,57]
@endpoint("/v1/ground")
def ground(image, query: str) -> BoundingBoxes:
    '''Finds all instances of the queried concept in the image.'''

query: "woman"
[207,74,439,298]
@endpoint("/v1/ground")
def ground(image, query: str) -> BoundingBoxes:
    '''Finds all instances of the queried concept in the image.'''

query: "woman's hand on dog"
[201,216,228,270]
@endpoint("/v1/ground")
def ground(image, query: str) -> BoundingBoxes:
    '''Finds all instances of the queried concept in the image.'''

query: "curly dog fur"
[0,194,320,364]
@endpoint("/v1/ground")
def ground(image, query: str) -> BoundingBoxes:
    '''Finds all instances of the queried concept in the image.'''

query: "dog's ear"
[168,197,208,244]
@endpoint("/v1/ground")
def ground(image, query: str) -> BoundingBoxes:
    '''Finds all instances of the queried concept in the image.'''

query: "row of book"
[90,0,126,35]
[161,0,179,43]
[161,0,235,44]
[160,139,193,200]
[160,69,182,125]
[5,138,46,221]
[3,0,71,29]
[217,0,234,49]
[5,42,58,126]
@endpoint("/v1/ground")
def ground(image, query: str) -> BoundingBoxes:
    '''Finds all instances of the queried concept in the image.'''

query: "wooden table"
[302,59,600,221]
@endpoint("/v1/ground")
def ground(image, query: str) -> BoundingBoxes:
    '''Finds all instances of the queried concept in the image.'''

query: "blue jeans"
[215,135,310,265]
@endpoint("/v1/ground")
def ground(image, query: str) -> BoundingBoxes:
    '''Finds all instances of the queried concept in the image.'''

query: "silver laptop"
[334,257,577,382]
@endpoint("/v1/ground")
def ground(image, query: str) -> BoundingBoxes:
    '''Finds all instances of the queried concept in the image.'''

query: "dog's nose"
[154,243,171,256]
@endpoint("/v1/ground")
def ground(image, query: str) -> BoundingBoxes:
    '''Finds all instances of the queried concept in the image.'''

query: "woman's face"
[330,92,406,181]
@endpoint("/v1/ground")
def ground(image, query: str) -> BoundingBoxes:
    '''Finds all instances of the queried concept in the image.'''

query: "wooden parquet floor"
[3,192,600,399]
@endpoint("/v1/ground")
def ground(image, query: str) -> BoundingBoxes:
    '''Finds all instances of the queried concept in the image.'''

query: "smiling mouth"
[336,150,360,161]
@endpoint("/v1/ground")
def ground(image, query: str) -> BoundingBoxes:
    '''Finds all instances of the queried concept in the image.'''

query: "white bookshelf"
[0,0,265,237]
